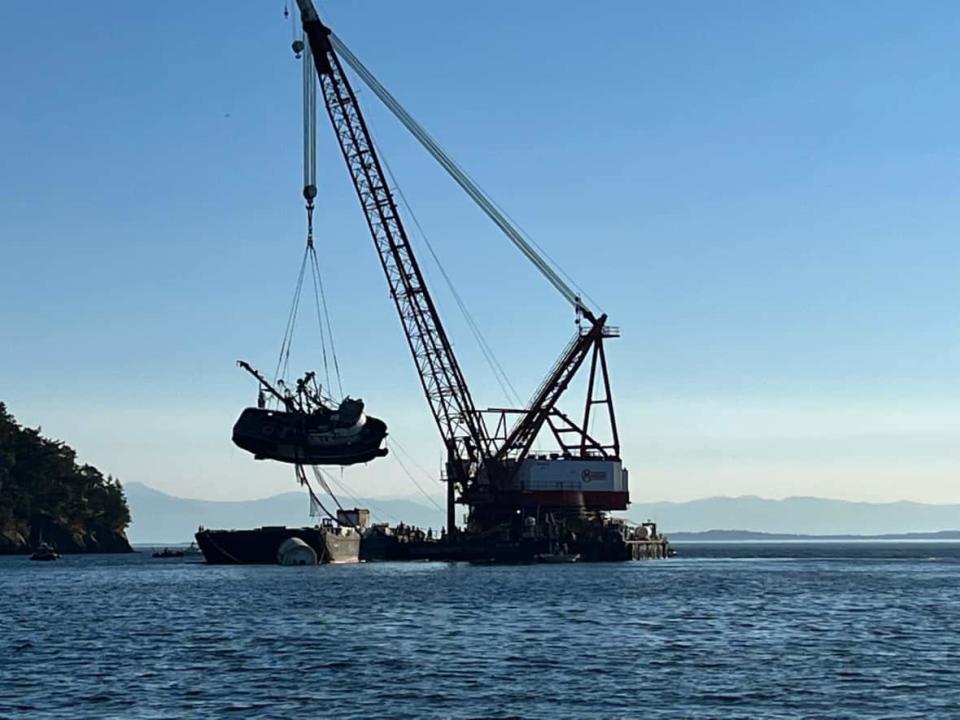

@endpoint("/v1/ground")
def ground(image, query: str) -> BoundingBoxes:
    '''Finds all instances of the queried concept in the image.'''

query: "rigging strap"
[311,465,345,513]
[273,245,310,383]
[295,463,357,528]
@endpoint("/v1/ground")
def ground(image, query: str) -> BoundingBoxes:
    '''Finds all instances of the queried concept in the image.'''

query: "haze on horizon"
[1,2,957,505]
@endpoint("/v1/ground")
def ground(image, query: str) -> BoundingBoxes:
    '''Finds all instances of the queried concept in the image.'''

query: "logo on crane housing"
[581,469,607,483]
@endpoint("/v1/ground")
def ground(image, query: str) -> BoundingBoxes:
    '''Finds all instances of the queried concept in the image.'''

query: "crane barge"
[289,1,668,562]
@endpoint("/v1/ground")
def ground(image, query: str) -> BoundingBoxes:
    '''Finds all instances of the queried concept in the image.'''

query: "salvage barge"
[195,517,669,565]
[195,495,671,565]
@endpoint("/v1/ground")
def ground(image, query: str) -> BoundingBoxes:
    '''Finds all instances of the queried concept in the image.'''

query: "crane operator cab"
[232,363,388,466]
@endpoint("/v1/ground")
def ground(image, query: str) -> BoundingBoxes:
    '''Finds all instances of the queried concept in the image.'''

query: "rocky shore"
[0,518,133,555]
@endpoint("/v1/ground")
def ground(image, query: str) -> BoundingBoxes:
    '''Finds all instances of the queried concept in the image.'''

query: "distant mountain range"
[124,482,960,544]
[668,530,960,542]
[123,482,444,544]
[627,496,960,537]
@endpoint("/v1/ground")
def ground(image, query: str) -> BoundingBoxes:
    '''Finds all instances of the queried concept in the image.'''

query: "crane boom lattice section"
[496,315,616,462]
[302,20,490,480]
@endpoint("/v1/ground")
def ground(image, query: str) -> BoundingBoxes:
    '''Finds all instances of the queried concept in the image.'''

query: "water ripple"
[1,544,959,718]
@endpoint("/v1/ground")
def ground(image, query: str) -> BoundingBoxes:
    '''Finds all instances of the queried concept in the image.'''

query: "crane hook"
[306,204,315,249]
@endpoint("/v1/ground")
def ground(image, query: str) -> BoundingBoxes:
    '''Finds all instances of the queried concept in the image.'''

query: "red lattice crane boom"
[296,1,624,533]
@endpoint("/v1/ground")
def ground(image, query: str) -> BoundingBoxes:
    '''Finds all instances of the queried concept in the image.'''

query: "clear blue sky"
[1,1,957,507]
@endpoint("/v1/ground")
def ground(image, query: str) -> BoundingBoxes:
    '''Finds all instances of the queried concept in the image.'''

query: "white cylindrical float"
[635,524,653,540]
[277,537,318,566]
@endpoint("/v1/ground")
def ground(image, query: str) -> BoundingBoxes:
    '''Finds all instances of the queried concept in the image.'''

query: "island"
[0,402,133,554]
[669,529,960,541]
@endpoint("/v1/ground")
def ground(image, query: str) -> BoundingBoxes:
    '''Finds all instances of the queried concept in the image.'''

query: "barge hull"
[360,536,671,563]
[195,526,359,565]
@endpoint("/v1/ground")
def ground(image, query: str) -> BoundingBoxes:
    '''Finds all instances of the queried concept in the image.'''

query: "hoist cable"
[295,464,340,524]
[303,39,317,200]
[389,163,521,406]
[486,196,604,314]
[325,469,403,525]
[311,465,345,513]
[309,248,343,398]
[330,32,590,316]
[364,111,522,407]
[274,246,310,384]
[273,34,343,397]
[389,435,441,488]
[306,248,332,392]
[286,2,298,45]
[387,439,444,513]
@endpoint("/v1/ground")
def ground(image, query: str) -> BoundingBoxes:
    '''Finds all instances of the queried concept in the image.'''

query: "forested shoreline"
[0,403,133,554]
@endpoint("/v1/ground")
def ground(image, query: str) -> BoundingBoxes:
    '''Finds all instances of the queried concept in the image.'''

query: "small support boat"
[152,548,185,559]
[29,543,60,562]
[535,552,580,564]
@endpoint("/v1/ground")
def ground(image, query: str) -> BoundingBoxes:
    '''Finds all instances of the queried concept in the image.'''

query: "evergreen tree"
[0,403,131,544]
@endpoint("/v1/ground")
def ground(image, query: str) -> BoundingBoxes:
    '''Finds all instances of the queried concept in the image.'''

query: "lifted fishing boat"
[232,361,387,466]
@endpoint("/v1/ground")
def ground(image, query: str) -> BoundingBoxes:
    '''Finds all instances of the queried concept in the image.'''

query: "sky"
[1,1,958,507]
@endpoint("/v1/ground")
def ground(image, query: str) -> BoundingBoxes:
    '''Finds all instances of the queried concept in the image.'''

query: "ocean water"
[1,543,959,719]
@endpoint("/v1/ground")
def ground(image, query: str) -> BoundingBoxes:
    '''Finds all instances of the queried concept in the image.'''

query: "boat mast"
[237,361,295,412]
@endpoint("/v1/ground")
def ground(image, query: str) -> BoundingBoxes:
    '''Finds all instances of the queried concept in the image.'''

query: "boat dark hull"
[232,408,388,466]
[195,526,360,565]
